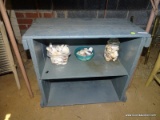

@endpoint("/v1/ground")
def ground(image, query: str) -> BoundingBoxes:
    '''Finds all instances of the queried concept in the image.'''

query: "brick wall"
[15,10,56,31]
[15,10,151,34]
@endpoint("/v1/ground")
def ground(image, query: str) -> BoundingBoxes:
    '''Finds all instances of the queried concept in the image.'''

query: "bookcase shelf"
[41,45,128,80]
[22,18,151,107]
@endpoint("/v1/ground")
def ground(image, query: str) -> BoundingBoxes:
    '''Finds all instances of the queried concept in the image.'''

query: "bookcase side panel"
[118,38,145,100]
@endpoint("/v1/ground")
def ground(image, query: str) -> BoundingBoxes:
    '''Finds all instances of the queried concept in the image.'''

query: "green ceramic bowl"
[74,46,94,61]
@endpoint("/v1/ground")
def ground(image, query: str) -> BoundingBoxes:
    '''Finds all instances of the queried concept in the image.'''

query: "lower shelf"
[46,79,120,106]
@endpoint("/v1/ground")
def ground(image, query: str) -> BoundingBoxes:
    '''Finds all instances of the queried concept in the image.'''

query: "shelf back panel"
[47,79,119,106]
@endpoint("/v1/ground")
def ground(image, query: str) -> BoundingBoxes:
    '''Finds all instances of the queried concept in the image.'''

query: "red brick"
[38,13,42,17]
[19,25,28,30]
[15,12,24,18]
[44,12,54,18]
[17,19,33,24]
[25,13,39,18]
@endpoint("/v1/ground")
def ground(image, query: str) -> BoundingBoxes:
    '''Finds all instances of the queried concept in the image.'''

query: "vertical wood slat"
[0,21,21,89]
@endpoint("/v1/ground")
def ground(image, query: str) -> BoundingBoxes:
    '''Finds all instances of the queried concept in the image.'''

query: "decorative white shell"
[62,45,70,55]
[89,47,93,52]
[77,47,93,56]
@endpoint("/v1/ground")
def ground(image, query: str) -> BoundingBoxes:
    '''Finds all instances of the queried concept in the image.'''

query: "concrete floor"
[0,45,160,120]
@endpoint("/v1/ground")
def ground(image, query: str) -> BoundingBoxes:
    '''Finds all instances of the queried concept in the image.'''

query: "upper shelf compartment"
[23,18,150,39]
[41,45,128,80]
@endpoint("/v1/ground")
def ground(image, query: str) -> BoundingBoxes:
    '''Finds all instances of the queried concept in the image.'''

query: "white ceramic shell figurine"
[46,44,70,65]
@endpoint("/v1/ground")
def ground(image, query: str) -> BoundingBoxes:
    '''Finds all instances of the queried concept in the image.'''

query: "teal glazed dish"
[74,46,94,61]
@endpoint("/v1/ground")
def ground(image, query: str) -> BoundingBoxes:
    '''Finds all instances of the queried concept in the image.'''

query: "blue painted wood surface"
[23,18,150,39]
[22,18,151,107]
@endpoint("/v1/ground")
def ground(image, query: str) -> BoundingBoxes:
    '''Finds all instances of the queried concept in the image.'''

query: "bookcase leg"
[12,65,21,89]
[121,95,127,102]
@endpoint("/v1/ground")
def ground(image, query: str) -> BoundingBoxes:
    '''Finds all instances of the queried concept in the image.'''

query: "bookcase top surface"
[23,18,150,39]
